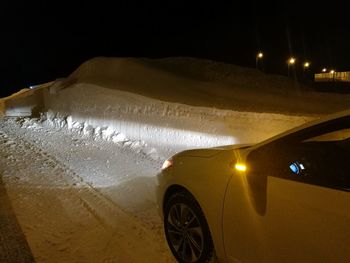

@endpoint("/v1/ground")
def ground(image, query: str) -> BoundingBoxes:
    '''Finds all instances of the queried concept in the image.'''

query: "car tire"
[164,191,214,263]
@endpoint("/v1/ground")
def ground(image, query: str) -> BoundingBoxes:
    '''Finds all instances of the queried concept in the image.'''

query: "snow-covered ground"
[0,57,349,262]
[0,117,174,262]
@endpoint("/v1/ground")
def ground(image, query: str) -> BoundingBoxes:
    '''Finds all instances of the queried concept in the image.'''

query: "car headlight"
[162,158,173,170]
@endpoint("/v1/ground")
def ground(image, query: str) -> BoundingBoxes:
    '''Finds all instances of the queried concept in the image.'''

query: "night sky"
[1,1,350,97]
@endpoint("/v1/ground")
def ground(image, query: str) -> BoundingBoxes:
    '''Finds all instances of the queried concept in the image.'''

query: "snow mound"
[65,57,350,115]
[0,82,53,117]
[42,82,313,160]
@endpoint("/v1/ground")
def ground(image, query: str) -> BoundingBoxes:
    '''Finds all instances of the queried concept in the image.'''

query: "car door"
[223,116,350,263]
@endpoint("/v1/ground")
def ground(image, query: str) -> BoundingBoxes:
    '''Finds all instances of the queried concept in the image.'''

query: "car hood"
[176,143,253,158]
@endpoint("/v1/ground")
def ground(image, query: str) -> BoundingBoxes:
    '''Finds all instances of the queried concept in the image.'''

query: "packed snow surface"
[1,57,348,262]
[0,118,173,262]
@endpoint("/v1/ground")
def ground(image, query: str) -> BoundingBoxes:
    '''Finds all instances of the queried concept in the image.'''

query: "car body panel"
[157,109,350,263]
[157,147,248,262]
[224,174,350,263]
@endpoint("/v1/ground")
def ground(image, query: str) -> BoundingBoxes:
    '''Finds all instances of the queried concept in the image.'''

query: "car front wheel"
[164,191,214,263]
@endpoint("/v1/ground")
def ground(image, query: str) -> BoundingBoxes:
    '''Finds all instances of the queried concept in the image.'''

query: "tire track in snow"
[10,117,166,230]
[0,124,174,262]
[0,159,35,263]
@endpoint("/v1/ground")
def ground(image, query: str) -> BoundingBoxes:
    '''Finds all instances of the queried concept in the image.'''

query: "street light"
[322,68,327,72]
[330,70,336,82]
[256,52,264,69]
[287,57,296,77]
[330,70,336,90]
[303,61,310,80]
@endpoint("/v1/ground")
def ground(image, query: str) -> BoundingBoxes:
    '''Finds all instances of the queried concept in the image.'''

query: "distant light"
[288,57,296,64]
[304,62,310,68]
[257,52,263,58]
[322,68,327,72]
[330,70,335,74]
[235,163,247,172]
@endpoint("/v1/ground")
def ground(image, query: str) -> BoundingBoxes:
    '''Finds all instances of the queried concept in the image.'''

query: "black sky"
[1,1,350,97]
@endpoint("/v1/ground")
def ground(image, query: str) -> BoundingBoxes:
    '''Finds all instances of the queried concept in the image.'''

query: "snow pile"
[66,57,350,115]
[0,82,53,117]
[40,83,314,160]
[35,56,343,159]
[0,88,37,117]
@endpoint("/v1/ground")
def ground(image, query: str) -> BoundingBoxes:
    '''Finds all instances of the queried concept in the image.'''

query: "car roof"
[253,109,350,149]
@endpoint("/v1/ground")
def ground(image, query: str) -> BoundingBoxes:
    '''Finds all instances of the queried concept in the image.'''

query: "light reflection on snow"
[41,83,311,163]
[42,113,238,161]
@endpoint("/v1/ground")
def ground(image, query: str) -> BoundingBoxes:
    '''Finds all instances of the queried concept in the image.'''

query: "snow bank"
[7,56,343,159]
[42,83,313,160]
[66,57,350,115]
[0,82,53,117]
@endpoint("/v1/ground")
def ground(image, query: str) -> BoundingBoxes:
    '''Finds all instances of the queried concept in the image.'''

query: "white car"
[156,110,350,263]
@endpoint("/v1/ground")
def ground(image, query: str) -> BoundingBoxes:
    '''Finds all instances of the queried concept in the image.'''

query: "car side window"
[250,116,350,192]
[297,129,350,190]
[303,128,350,142]
[285,127,350,191]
